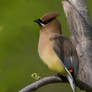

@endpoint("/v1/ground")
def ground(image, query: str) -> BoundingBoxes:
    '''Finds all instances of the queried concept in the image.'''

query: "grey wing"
[50,34,79,92]
[50,34,79,77]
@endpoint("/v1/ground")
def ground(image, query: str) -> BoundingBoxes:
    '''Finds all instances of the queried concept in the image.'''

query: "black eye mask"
[39,18,54,24]
[34,18,54,27]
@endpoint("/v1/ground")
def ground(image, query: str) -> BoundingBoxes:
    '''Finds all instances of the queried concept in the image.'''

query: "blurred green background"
[0,0,92,92]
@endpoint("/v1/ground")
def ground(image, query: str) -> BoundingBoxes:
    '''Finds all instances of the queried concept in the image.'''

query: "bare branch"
[19,75,92,92]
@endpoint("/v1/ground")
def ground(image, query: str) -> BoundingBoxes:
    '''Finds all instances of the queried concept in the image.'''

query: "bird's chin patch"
[40,23,45,27]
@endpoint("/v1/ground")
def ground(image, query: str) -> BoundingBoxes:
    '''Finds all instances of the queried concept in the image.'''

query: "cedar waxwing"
[34,12,79,92]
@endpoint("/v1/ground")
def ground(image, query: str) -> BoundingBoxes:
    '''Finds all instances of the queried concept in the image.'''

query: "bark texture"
[62,0,92,87]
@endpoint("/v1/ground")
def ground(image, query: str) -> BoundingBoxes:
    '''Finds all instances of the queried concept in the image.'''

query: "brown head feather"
[40,12,59,22]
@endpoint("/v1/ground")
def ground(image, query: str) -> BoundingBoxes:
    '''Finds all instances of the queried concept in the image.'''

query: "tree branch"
[62,0,92,87]
[19,75,92,92]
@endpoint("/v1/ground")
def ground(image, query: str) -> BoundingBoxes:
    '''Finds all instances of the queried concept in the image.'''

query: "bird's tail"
[67,74,76,92]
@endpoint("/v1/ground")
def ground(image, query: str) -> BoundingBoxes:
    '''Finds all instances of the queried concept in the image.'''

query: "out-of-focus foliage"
[0,0,91,92]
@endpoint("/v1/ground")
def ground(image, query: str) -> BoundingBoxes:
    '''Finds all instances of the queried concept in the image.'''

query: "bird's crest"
[40,12,59,22]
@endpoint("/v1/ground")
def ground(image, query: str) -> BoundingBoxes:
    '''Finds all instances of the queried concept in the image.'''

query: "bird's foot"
[55,73,67,82]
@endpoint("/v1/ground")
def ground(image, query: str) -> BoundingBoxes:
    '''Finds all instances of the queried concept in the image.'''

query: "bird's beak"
[34,19,40,24]
[34,19,42,27]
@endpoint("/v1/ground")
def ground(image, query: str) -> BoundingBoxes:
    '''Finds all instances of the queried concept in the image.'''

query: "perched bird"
[34,12,79,92]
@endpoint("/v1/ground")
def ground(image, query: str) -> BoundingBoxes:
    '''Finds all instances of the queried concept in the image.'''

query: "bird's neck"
[39,27,61,44]
[40,28,61,35]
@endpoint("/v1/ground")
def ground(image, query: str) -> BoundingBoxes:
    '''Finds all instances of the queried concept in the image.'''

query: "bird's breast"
[38,42,67,75]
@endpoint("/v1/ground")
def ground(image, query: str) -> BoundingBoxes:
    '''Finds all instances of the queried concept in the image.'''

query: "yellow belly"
[40,47,67,75]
